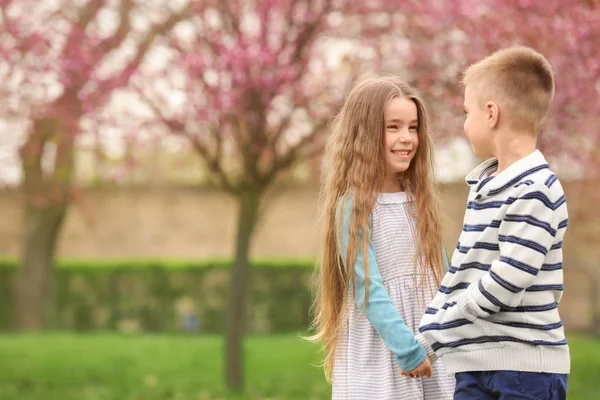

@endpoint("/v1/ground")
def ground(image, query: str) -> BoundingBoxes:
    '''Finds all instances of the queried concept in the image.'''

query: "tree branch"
[262,0,334,157]
[58,0,105,78]
[276,0,309,59]
[215,112,258,188]
[210,119,224,168]
[218,0,242,39]
[76,0,104,30]
[266,55,355,164]
[86,4,193,108]
[260,118,329,184]
[137,87,237,194]
[0,1,13,28]
[170,36,220,100]
[93,0,134,56]
[122,2,192,70]
[20,118,51,197]
[289,6,328,63]
[190,128,238,194]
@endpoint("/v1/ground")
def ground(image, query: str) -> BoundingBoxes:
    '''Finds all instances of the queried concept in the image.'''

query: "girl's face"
[383,97,420,178]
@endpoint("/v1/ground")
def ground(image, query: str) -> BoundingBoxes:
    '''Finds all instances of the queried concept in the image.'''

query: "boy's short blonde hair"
[463,46,555,135]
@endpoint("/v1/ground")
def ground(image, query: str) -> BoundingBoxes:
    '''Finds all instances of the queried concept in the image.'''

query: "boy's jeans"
[454,371,568,400]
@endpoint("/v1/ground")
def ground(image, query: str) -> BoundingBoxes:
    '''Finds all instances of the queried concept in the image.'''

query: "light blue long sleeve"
[442,244,450,273]
[337,198,426,372]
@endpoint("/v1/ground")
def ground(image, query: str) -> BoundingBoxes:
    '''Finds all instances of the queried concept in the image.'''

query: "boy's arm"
[457,185,561,319]
[337,199,436,369]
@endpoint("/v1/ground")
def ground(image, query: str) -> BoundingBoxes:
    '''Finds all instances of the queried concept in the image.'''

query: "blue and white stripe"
[418,150,570,375]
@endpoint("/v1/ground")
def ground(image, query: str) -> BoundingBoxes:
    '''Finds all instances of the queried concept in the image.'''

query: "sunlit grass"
[0,333,596,399]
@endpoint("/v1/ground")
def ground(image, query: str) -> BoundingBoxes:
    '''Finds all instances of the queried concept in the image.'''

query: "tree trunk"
[225,190,261,392]
[13,115,75,331]
[13,203,67,330]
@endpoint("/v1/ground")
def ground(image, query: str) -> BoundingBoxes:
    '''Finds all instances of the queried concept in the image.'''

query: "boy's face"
[463,86,495,159]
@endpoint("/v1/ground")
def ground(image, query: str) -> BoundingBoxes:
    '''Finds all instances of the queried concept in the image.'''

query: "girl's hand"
[401,357,432,379]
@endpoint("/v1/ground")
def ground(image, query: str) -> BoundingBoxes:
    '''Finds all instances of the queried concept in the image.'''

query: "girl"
[309,76,455,399]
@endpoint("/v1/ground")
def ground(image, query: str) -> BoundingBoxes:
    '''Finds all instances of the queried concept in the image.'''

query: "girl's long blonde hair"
[308,76,444,381]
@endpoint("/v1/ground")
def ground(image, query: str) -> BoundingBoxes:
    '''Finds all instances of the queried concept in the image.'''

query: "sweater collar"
[465,150,549,199]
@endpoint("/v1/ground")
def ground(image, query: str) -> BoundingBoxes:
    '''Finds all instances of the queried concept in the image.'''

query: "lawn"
[0,334,597,399]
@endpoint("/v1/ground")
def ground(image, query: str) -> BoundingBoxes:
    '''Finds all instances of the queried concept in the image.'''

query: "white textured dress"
[332,192,455,399]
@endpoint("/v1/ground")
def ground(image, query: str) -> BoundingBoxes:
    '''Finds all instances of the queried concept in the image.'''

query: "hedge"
[0,259,316,334]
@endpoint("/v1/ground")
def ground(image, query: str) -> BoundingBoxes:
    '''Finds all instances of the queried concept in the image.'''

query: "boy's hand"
[401,357,432,378]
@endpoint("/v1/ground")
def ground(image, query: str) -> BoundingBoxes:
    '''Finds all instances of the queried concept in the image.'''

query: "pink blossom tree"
[136,0,403,391]
[398,0,600,160]
[0,0,191,331]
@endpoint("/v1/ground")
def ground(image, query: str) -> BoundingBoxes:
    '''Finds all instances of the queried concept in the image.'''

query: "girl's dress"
[332,192,455,399]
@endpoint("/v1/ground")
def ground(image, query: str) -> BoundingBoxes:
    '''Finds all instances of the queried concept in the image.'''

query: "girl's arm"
[442,244,450,273]
[337,199,434,371]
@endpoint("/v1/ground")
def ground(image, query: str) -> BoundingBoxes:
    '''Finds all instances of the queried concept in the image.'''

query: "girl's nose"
[398,133,411,143]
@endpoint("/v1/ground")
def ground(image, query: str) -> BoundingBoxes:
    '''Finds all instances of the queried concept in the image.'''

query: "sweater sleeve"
[337,198,429,371]
[457,184,560,320]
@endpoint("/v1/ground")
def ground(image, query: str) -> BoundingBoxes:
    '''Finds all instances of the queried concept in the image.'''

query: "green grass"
[0,334,597,399]
[0,258,315,271]
[0,334,328,400]
[568,335,600,400]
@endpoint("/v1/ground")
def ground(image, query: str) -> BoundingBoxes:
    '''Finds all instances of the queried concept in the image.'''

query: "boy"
[419,46,569,399]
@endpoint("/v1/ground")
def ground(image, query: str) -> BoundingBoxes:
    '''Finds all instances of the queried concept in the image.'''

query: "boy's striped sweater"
[419,150,570,374]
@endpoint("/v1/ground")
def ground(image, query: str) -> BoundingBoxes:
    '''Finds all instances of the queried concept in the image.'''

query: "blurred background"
[0,0,598,399]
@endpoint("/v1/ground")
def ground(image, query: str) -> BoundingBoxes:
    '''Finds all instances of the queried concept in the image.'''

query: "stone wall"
[0,183,485,259]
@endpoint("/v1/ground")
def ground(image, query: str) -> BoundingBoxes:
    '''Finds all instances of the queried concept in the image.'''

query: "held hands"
[401,357,432,379]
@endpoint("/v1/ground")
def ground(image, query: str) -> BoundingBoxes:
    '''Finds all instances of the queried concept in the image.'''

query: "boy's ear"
[486,101,499,129]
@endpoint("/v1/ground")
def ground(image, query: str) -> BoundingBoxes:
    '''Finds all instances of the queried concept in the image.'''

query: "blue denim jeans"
[454,371,568,400]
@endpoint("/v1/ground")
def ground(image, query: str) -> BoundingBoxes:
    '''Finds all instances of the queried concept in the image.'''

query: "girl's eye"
[409,126,418,131]
[387,125,398,130]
